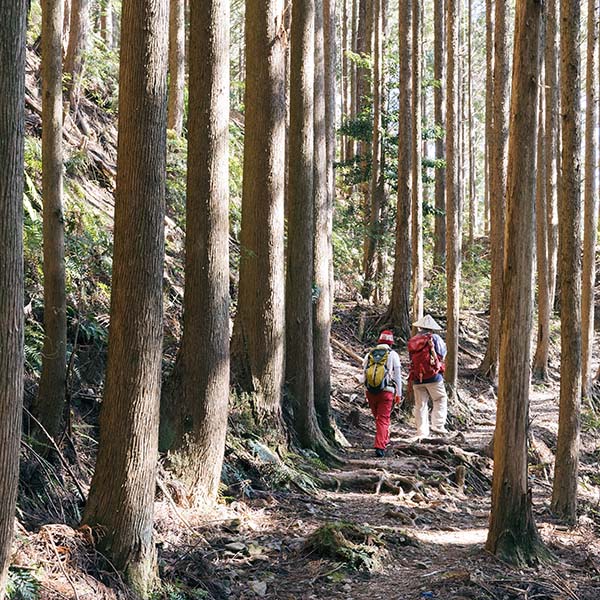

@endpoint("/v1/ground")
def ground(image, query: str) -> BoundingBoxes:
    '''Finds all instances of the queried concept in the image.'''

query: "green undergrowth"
[6,568,40,600]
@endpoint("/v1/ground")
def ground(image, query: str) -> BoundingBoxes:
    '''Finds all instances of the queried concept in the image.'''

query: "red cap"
[378,330,394,345]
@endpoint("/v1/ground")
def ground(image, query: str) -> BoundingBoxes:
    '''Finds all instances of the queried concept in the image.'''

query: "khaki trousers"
[413,379,448,437]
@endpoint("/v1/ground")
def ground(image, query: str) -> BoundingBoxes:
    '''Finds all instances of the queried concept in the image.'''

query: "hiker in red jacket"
[361,330,402,457]
[408,315,448,438]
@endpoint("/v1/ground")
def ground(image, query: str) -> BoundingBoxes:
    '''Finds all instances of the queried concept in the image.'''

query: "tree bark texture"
[36,0,67,445]
[231,0,286,435]
[433,0,446,268]
[467,0,476,245]
[324,0,336,304]
[484,0,493,236]
[347,0,357,160]
[445,0,460,390]
[313,0,333,436]
[552,0,582,525]
[0,2,26,594]
[388,0,412,340]
[362,0,382,301]
[580,0,598,397]
[100,0,113,48]
[341,0,349,162]
[164,0,230,504]
[479,0,509,382]
[533,0,559,378]
[486,0,547,566]
[411,0,423,326]
[82,0,168,592]
[534,66,551,384]
[167,0,186,133]
[286,0,324,451]
[64,0,91,109]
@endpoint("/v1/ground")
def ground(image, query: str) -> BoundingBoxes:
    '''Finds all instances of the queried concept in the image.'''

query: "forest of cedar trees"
[0,0,599,598]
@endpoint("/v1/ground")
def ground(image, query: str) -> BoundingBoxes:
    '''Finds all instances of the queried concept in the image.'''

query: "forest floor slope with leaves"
[13,306,600,600]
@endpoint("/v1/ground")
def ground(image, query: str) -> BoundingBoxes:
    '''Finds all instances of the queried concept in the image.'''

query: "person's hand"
[394,395,402,406]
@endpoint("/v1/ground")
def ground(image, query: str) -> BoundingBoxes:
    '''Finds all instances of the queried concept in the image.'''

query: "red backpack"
[408,333,444,383]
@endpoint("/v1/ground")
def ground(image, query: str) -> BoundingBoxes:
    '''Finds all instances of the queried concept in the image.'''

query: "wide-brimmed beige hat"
[412,314,443,331]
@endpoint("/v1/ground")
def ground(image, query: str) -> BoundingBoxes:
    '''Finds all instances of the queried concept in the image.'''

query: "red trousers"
[366,390,394,450]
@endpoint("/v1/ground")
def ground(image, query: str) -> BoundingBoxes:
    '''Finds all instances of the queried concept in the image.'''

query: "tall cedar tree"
[324,0,335,305]
[533,0,559,379]
[0,2,25,593]
[313,0,333,437]
[82,0,168,591]
[581,0,598,397]
[411,0,423,325]
[467,0,476,245]
[35,0,67,444]
[167,0,186,133]
[483,0,493,236]
[363,0,384,302]
[100,0,113,48]
[534,60,549,387]
[166,0,230,503]
[480,0,509,381]
[388,0,412,340]
[445,0,460,389]
[341,0,349,162]
[433,0,446,267]
[231,0,286,434]
[486,0,549,566]
[64,0,91,110]
[552,0,582,524]
[286,0,328,453]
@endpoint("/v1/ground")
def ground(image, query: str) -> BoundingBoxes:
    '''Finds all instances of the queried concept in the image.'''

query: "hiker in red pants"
[361,330,402,457]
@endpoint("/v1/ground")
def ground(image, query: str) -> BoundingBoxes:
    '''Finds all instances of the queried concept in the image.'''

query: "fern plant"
[6,568,40,600]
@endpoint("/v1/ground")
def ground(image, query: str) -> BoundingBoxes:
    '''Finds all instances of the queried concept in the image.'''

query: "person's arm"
[432,334,447,359]
[359,354,368,384]
[390,351,402,402]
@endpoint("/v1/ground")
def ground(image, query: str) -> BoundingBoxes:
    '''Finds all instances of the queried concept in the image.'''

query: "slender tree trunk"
[82,0,168,592]
[358,0,372,276]
[545,0,559,314]
[167,0,186,134]
[552,0,582,525]
[445,0,460,390]
[0,2,25,594]
[467,0,476,245]
[484,0,493,237]
[347,0,357,160]
[486,0,547,566]
[479,0,509,382]
[341,0,348,163]
[362,0,382,301]
[388,0,412,340]
[63,0,71,54]
[100,0,113,48]
[313,0,333,436]
[324,0,336,304]
[164,0,230,504]
[411,0,423,325]
[64,0,91,110]
[433,0,446,268]
[286,0,326,452]
[36,0,67,444]
[581,0,598,397]
[534,69,551,384]
[533,0,558,378]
